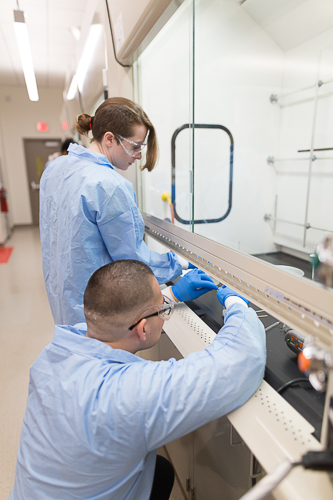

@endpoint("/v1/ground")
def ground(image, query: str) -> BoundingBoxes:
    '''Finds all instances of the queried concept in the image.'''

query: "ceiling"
[242,0,333,51]
[0,0,90,89]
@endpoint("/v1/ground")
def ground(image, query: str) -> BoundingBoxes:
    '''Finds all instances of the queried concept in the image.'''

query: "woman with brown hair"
[40,97,188,326]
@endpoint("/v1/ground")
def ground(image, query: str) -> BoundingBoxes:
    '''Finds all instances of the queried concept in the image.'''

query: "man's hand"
[172,269,218,302]
[216,285,249,307]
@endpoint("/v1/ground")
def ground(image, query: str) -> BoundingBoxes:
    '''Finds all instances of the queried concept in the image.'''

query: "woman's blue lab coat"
[40,144,182,325]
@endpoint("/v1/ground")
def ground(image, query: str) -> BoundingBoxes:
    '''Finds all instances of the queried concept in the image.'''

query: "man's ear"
[135,318,147,342]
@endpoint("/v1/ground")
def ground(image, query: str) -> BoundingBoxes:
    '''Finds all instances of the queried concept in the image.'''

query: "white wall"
[274,30,333,253]
[0,86,63,225]
[0,126,8,243]
[108,0,174,63]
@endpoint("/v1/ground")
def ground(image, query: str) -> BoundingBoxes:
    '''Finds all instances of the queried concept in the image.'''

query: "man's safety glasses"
[115,133,147,158]
[128,296,174,331]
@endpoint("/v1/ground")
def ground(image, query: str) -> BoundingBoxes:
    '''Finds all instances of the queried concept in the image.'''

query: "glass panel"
[137,0,333,287]
[192,0,333,282]
[136,0,194,229]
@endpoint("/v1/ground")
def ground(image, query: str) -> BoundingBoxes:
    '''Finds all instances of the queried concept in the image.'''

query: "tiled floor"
[0,226,185,500]
[0,226,54,499]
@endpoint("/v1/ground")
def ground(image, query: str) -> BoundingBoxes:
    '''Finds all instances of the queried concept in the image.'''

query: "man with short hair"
[9,261,266,500]
[60,138,78,155]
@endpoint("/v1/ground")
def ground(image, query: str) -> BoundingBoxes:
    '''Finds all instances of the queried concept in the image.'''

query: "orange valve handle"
[298,351,311,373]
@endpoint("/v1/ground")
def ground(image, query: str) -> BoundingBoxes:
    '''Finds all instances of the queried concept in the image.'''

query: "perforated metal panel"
[162,303,216,358]
[229,382,333,500]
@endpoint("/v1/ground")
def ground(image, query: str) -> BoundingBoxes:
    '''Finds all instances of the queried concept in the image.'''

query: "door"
[23,138,61,225]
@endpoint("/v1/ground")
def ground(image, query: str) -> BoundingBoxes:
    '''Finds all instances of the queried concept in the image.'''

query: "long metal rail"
[142,211,333,351]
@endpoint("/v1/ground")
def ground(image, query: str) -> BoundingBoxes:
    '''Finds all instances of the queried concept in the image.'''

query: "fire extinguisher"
[0,186,8,212]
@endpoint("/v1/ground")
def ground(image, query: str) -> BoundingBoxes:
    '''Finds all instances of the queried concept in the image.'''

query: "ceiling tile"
[0,0,90,89]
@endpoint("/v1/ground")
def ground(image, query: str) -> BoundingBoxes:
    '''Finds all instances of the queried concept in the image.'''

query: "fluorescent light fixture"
[67,74,78,100]
[76,24,102,93]
[13,10,39,102]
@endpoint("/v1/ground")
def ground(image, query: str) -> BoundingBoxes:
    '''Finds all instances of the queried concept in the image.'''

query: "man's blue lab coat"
[9,303,266,500]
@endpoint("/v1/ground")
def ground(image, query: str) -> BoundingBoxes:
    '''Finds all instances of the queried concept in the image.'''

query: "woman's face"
[106,124,148,171]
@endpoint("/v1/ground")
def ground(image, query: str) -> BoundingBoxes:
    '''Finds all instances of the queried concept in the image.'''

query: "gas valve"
[298,337,333,392]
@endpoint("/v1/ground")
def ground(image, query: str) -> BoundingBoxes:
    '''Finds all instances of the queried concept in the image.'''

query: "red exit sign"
[37,122,48,132]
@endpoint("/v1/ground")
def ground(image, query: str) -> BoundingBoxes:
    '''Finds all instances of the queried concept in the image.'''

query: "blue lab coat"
[39,144,182,325]
[9,303,266,500]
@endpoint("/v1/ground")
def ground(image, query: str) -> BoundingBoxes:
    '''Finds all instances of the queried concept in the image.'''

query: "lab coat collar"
[68,143,115,169]
[52,324,143,364]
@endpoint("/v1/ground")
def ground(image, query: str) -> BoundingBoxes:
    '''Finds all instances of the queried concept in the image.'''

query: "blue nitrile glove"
[188,262,197,269]
[216,285,249,307]
[172,269,218,301]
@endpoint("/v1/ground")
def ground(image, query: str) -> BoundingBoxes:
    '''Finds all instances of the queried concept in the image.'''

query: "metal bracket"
[230,424,243,447]
[250,452,262,479]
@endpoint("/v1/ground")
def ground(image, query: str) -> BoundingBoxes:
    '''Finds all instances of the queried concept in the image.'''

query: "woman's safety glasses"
[128,296,174,331]
[115,133,147,158]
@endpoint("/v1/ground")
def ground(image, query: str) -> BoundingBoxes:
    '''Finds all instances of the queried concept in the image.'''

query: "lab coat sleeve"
[138,303,266,451]
[96,184,182,283]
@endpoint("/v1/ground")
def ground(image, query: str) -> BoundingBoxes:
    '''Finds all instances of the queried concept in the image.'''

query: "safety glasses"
[115,133,147,158]
[128,296,174,331]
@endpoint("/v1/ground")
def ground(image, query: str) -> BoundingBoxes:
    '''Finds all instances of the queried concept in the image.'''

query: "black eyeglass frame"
[128,297,174,331]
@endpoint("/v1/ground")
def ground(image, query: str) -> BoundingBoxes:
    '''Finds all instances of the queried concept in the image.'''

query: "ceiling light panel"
[76,24,103,93]
[0,0,90,87]
[13,10,39,101]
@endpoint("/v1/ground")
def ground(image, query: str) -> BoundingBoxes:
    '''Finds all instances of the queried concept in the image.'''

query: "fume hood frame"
[142,211,333,351]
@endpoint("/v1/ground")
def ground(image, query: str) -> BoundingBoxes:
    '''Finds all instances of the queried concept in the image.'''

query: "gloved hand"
[172,269,218,301]
[188,262,197,269]
[216,285,249,307]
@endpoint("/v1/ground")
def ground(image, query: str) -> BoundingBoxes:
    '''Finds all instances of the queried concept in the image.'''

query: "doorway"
[23,138,61,225]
